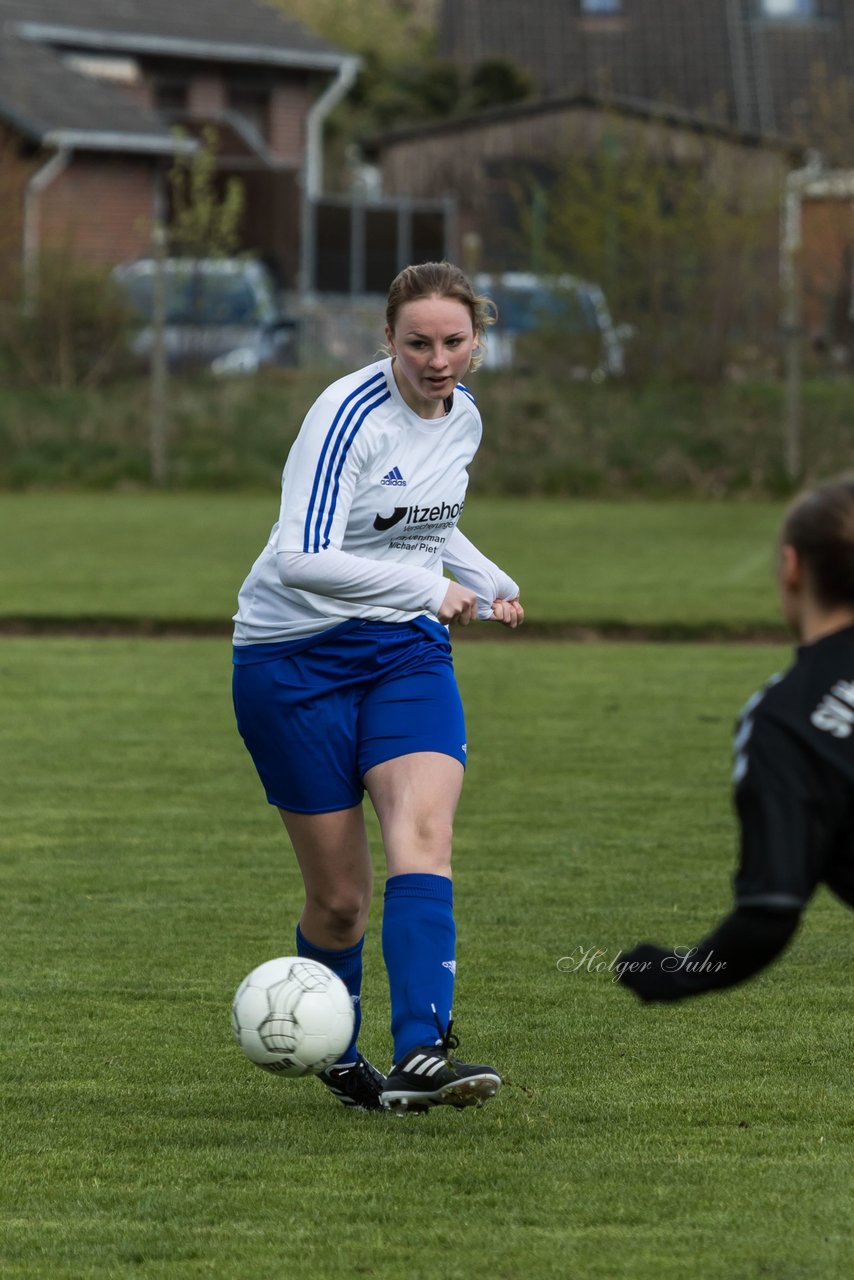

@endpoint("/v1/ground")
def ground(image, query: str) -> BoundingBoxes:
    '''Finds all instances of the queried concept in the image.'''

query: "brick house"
[370,91,796,269]
[0,0,355,290]
[370,2,854,353]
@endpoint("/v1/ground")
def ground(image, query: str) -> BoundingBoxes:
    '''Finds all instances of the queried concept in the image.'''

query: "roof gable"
[368,89,797,154]
[0,0,344,67]
[0,30,187,152]
[0,0,349,154]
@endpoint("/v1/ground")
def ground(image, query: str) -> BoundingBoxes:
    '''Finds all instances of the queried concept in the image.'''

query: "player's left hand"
[490,597,524,628]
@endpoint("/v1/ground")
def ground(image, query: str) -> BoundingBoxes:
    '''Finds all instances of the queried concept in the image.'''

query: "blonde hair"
[385,261,496,372]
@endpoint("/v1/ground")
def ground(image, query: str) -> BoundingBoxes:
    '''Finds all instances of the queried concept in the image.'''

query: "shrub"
[0,252,136,389]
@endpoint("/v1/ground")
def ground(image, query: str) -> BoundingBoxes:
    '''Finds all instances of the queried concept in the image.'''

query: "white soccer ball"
[231,956,355,1077]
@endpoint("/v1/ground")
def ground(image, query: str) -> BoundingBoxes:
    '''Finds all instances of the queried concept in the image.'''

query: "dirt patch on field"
[0,616,789,643]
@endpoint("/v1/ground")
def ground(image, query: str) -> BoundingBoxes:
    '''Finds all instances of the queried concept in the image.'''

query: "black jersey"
[733,624,854,912]
[619,625,854,1002]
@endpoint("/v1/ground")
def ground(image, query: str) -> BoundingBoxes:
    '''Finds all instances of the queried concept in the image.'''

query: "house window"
[581,0,622,11]
[154,82,188,116]
[760,0,816,18]
[65,54,141,85]
[229,86,270,144]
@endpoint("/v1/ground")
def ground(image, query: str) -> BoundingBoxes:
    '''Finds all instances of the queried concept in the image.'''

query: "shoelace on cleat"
[327,1058,382,1099]
[337,1068,365,1100]
[431,1005,460,1062]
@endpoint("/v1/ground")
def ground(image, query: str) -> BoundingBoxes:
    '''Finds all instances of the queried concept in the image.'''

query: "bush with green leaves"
[0,252,136,390]
[514,125,780,381]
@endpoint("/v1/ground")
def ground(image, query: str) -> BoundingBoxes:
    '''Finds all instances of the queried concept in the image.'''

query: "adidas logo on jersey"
[381,466,406,486]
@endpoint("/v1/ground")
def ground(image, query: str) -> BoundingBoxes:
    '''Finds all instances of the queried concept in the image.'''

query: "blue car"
[112,258,299,374]
[474,272,632,380]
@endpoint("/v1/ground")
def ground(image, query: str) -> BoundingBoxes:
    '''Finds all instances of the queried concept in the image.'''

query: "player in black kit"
[619,476,854,1002]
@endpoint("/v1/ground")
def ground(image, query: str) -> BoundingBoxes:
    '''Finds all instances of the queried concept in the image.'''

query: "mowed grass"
[0,493,783,630]
[1,636,851,1279]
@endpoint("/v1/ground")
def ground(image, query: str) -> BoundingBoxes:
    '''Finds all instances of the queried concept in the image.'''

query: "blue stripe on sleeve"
[320,389,391,549]
[310,383,389,552]
[302,371,385,553]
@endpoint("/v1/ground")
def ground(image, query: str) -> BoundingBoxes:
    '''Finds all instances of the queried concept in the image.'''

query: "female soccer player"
[232,262,523,1111]
[618,476,854,1002]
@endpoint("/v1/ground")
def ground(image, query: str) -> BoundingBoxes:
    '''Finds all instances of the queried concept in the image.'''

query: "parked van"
[474,272,631,380]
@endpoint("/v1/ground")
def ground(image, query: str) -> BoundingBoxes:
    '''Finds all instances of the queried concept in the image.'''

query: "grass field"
[2,635,851,1279]
[2,493,847,1276]
[0,493,784,631]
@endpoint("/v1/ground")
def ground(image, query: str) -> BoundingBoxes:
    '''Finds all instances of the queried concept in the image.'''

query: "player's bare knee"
[387,820,454,877]
[306,892,369,942]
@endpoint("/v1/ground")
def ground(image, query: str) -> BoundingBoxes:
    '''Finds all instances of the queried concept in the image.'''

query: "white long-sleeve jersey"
[233,358,519,644]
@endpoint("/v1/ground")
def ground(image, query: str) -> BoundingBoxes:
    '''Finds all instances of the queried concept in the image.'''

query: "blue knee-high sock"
[295,925,363,1066]
[382,873,456,1064]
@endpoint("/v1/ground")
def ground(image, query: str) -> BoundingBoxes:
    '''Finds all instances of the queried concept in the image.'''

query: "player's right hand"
[490,597,524,628]
[438,581,479,625]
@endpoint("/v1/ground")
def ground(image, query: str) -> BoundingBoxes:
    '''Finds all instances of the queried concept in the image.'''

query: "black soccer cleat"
[318,1053,387,1111]
[380,1010,501,1114]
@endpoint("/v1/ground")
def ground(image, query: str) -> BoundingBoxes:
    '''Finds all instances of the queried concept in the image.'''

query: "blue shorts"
[232,617,467,814]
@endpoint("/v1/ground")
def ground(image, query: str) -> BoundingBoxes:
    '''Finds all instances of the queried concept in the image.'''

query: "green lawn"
[0,494,784,630]
[1,637,850,1279]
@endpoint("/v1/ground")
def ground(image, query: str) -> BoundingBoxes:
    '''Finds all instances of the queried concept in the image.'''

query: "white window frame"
[760,0,816,19]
